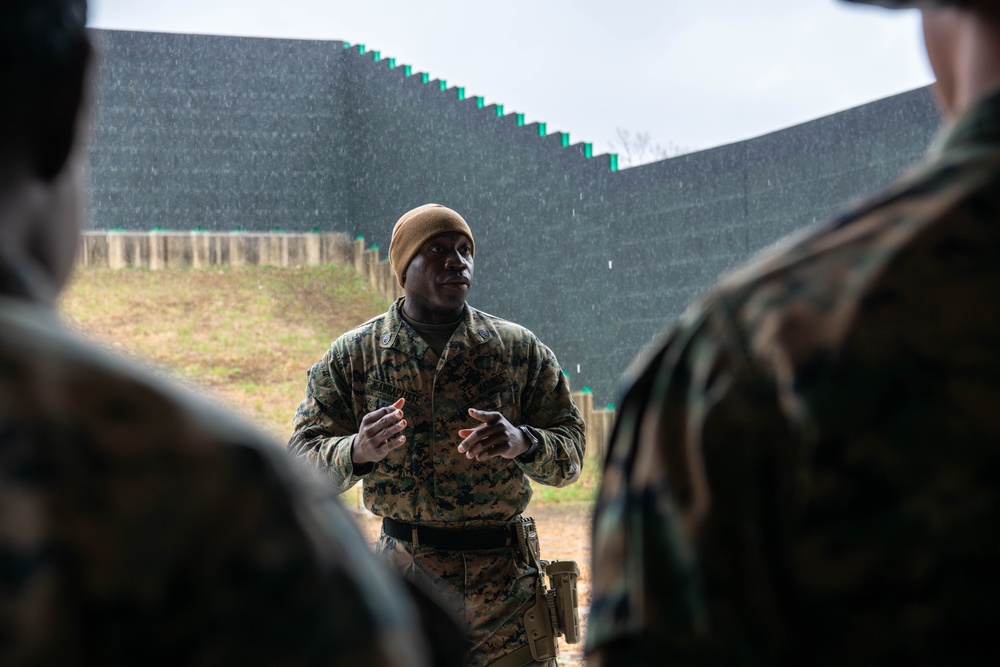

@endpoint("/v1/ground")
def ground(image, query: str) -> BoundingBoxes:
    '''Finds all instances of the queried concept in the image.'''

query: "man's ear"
[32,39,92,183]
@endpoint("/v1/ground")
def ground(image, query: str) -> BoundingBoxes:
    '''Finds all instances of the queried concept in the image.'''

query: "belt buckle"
[411,524,420,548]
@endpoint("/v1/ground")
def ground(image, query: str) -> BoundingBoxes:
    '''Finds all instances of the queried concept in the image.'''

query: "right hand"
[352,397,407,466]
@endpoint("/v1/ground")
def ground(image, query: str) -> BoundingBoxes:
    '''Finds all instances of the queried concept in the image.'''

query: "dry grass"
[60,264,389,441]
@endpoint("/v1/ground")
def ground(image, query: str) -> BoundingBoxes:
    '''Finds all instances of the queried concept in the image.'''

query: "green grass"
[61,264,600,505]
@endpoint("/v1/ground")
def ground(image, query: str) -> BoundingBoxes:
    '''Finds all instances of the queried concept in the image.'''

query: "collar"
[378,297,492,354]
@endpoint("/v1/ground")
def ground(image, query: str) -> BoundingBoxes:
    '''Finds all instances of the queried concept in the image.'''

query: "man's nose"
[444,250,469,269]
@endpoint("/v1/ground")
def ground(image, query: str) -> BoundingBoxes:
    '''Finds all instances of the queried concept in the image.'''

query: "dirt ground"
[353,501,593,667]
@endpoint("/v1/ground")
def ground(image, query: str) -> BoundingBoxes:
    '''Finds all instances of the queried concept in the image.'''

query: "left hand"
[457,409,530,461]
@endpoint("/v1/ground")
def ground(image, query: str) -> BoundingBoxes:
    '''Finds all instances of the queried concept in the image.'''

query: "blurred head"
[0,0,91,300]
[843,0,1000,119]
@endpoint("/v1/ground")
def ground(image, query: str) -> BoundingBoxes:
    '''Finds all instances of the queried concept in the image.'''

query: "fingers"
[475,442,504,461]
[458,436,497,460]
[373,411,407,442]
[354,398,408,464]
[457,420,511,460]
[362,400,406,429]
[467,408,501,424]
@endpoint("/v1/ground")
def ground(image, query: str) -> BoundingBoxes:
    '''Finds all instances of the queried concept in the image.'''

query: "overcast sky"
[88,0,934,160]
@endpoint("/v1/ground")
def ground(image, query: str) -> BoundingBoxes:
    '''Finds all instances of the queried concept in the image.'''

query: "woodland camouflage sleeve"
[287,345,366,494]
[516,338,586,487]
[587,301,796,664]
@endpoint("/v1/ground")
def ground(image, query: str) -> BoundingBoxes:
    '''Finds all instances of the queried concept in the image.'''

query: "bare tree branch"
[609,127,693,168]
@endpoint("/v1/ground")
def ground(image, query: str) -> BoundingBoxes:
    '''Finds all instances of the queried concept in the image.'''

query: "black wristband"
[516,425,539,463]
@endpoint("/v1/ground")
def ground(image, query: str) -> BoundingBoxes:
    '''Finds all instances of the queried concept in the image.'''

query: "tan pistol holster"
[512,516,581,663]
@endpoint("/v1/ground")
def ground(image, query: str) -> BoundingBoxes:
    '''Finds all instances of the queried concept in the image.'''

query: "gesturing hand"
[457,408,529,461]
[352,398,407,465]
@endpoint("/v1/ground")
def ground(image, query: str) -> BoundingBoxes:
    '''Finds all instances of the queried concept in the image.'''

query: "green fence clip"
[357,44,365,54]
[516,113,525,126]
[538,122,546,136]
[457,87,465,100]
[403,64,412,76]
[421,72,429,83]
[372,50,380,62]
[387,57,395,68]
[496,104,504,117]
[370,243,379,250]
[561,132,570,147]
[439,80,447,91]
[355,234,364,240]
[476,96,484,108]
[581,386,593,393]
[609,154,619,172]
[584,143,593,158]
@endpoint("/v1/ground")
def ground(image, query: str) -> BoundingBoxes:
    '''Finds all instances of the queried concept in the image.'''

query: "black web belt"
[382,517,517,550]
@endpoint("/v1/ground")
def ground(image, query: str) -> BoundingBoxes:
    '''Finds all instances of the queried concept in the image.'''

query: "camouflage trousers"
[377,533,556,667]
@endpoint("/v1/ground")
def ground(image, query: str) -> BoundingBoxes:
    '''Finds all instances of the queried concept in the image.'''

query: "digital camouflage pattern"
[289,296,585,666]
[0,269,438,665]
[587,90,1000,666]
[288,296,585,521]
[377,535,540,667]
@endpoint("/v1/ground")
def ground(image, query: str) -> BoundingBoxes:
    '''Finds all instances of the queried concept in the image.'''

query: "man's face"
[402,231,474,322]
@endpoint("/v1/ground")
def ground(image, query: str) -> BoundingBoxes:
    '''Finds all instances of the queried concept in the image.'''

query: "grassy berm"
[60,265,599,505]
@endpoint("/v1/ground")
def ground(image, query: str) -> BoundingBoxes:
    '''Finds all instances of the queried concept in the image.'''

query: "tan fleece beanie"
[389,203,475,287]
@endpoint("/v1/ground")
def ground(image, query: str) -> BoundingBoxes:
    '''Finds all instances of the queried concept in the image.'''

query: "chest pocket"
[361,379,425,474]
[462,372,519,425]
[363,379,424,415]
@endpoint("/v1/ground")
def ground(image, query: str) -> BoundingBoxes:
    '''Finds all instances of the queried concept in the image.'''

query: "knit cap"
[389,204,475,288]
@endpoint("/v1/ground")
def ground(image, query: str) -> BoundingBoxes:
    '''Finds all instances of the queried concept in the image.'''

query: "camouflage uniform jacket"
[289,297,585,525]
[0,262,441,666]
[588,90,1000,666]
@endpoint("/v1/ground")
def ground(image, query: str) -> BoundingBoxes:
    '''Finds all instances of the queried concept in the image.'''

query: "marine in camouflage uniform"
[0,293,447,666]
[0,3,457,665]
[289,205,585,667]
[587,1,1000,665]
